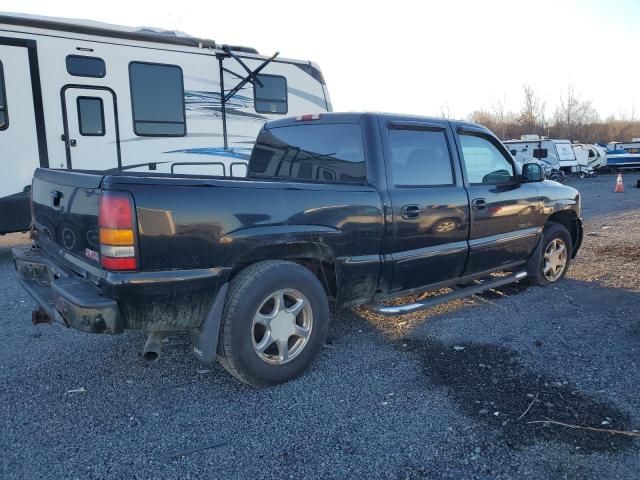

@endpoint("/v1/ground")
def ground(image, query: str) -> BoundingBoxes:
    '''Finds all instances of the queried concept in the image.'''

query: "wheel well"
[546,210,578,247]
[229,243,337,298]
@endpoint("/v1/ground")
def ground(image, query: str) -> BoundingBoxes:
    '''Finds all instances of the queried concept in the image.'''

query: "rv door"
[0,43,40,233]
[62,87,119,170]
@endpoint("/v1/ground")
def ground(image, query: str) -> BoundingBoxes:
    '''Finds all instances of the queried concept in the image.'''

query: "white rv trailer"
[503,135,579,173]
[571,143,607,170]
[0,13,332,233]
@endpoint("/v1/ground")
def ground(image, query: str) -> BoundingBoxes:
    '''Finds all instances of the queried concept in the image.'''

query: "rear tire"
[217,260,330,386]
[528,223,573,286]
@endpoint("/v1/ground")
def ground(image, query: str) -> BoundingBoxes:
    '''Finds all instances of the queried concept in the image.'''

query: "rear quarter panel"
[115,178,385,305]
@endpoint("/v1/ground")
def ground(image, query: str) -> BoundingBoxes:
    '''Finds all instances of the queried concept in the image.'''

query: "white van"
[0,12,332,233]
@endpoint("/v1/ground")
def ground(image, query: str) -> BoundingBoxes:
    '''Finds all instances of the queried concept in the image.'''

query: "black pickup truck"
[13,112,582,386]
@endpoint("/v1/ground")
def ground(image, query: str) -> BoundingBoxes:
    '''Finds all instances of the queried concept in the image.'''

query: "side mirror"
[521,163,544,182]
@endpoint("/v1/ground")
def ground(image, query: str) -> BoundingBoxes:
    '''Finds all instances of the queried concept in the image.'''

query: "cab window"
[460,134,514,184]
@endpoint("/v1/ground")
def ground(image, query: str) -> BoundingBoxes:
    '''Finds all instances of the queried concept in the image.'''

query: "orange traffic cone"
[614,173,624,193]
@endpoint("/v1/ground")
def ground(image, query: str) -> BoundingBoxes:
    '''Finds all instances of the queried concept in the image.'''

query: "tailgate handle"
[51,190,63,209]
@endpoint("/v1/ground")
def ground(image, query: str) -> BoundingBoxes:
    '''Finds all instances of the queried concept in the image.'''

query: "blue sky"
[2,0,638,119]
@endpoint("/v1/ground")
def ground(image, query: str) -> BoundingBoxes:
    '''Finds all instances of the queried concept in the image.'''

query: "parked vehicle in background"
[605,140,640,170]
[572,143,607,171]
[0,12,331,234]
[504,135,591,176]
[505,147,566,183]
[13,113,583,386]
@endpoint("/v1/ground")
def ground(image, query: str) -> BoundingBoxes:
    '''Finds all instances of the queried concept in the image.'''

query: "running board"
[365,271,528,316]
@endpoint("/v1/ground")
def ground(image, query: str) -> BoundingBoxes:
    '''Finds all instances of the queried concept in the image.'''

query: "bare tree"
[491,97,508,139]
[553,84,599,138]
[439,103,452,119]
[518,85,545,132]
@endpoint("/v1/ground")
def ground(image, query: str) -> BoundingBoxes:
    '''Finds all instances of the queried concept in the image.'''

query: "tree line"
[466,85,640,144]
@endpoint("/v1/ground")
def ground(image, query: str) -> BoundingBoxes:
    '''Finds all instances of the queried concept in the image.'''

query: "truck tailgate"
[31,168,104,269]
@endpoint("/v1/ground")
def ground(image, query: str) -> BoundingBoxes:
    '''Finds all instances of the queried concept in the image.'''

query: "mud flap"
[191,283,228,363]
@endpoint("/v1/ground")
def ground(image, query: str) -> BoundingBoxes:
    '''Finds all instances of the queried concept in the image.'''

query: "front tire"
[528,223,573,286]
[217,260,330,386]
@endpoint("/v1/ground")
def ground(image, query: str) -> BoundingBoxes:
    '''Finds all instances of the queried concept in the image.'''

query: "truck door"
[62,87,119,170]
[0,43,41,232]
[381,120,470,295]
[455,127,541,277]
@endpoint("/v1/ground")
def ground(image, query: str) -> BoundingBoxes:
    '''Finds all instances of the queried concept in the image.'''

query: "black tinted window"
[533,148,548,159]
[77,97,105,136]
[129,62,185,136]
[254,74,287,114]
[0,61,7,130]
[249,124,366,184]
[388,129,454,186]
[66,55,106,78]
[460,134,514,184]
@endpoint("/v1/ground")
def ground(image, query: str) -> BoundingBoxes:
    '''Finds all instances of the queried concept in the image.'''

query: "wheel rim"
[435,221,456,233]
[251,289,313,365]
[543,238,568,282]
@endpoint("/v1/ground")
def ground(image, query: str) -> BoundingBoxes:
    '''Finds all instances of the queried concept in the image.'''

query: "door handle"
[51,190,63,209]
[472,198,487,211]
[401,204,422,219]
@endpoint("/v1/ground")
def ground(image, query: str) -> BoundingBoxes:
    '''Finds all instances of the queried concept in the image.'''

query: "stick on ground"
[526,419,640,437]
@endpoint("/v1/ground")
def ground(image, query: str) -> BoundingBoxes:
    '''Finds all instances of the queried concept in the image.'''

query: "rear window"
[248,124,366,184]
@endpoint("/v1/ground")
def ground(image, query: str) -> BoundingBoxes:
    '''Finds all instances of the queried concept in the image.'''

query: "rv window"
[129,62,185,136]
[533,148,548,159]
[0,61,7,130]
[77,97,105,136]
[388,129,454,187]
[66,55,106,78]
[249,124,366,184]
[254,74,288,114]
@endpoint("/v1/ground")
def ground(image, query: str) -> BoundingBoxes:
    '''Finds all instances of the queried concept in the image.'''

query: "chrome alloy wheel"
[435,220,457,233]
[543,238,568,282]
[251,289,313,365]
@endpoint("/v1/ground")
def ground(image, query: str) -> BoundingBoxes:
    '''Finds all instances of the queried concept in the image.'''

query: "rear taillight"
[99,191,137,271]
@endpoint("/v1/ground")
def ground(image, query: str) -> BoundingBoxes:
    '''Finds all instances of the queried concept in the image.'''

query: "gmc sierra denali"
[13,113,583,386]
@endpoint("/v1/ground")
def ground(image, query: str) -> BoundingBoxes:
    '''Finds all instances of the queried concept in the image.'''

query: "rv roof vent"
[521,134,540,140]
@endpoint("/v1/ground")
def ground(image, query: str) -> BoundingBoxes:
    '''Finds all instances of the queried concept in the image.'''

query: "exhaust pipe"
[32,308,52,325]
[142,331,163,363]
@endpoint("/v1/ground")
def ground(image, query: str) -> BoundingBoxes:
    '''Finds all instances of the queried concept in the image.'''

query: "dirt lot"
[1,173,639,479]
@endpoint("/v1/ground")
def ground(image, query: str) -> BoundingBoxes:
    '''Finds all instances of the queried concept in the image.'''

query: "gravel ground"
[1,173,639,479]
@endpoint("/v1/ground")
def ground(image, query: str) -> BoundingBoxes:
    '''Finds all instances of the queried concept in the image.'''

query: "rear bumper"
[13,245,124,334]
[13,245,230,333]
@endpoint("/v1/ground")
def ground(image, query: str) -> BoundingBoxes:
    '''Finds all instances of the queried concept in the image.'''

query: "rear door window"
[249,123,366,183]
[388,129,454,186]
[0,61,7,130]
[77,97,105,136]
